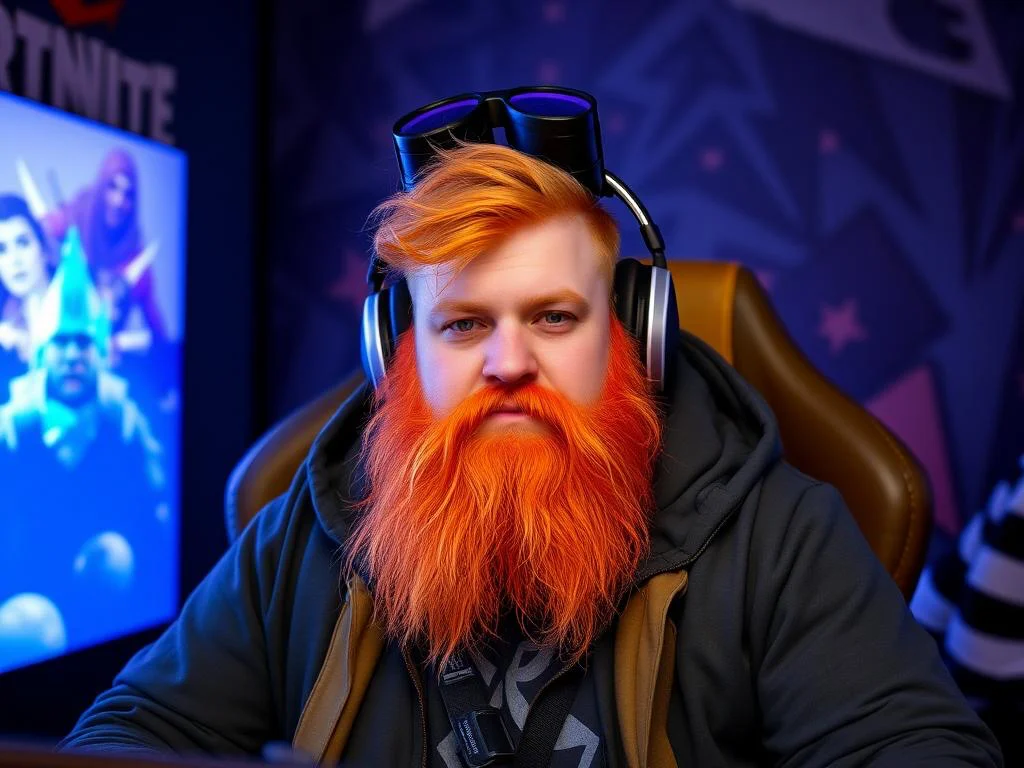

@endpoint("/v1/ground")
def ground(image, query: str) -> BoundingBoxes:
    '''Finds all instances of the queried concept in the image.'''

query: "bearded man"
[61,144,1002,766]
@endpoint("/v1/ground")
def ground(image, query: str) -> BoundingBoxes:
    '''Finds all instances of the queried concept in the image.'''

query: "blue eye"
[531,310,578,335]
[538,311,578,330]
[444,318,479,335]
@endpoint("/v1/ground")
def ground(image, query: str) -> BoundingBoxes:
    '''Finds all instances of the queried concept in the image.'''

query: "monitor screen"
[0,92,186,674]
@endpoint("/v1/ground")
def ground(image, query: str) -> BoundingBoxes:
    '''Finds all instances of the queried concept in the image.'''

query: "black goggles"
[391,86,606,198]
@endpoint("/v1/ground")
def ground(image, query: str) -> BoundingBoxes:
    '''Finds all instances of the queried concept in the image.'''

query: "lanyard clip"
[454,708,514,767]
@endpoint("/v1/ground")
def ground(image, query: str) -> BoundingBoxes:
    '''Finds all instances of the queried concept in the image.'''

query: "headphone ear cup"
[388,278,412,343]
[650,265,679,393]
[613,257,650,347]
[360,279,413,391]
[360,287,392,391]
[613,259,679,392]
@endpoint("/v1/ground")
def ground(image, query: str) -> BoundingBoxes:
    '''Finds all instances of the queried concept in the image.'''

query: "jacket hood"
[305,331,782,584]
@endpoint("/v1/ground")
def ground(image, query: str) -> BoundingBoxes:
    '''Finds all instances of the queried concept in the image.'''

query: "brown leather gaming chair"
[226,262,932,599]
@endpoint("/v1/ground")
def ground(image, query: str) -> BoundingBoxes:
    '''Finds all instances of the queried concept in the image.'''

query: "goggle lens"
[396,98,481,136]
[509,91,591,117]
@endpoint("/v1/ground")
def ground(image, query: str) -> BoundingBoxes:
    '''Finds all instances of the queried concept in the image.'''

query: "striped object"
[911,458,1024,712]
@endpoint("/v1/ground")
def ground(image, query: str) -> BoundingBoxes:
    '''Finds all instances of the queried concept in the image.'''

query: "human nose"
[481,323,538,387]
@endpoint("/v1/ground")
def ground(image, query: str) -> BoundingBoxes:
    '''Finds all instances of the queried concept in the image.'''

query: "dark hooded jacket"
[61,334,1003,766]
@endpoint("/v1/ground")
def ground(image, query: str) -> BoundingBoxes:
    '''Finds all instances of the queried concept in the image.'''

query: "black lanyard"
[437,651,585,768]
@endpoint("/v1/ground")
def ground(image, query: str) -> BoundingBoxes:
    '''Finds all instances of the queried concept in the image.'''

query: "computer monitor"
[0,91,186,675]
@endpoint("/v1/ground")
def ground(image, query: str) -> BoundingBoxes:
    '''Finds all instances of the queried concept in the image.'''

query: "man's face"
[0,216,47,299]
[408,214,611,430]
[104,172,135,230]
[44,333,99,407]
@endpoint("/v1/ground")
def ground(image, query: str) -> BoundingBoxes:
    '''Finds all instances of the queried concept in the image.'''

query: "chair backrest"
[226,261,932,598]
[671,261,931,596]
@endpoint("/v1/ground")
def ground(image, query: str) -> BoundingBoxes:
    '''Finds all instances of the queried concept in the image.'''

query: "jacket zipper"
[402,646,429,768]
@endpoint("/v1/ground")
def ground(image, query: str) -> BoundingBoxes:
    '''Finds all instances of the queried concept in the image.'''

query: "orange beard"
[345,316,662,668]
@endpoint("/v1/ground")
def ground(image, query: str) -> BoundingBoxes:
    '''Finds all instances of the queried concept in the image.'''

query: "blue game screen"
[0,92,186,674]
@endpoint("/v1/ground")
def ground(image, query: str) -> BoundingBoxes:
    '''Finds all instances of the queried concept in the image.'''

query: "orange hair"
[371,143,620,282]
[346,318,661,667]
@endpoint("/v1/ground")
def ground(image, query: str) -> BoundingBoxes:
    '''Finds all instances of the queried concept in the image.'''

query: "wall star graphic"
[818,298,868,355]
